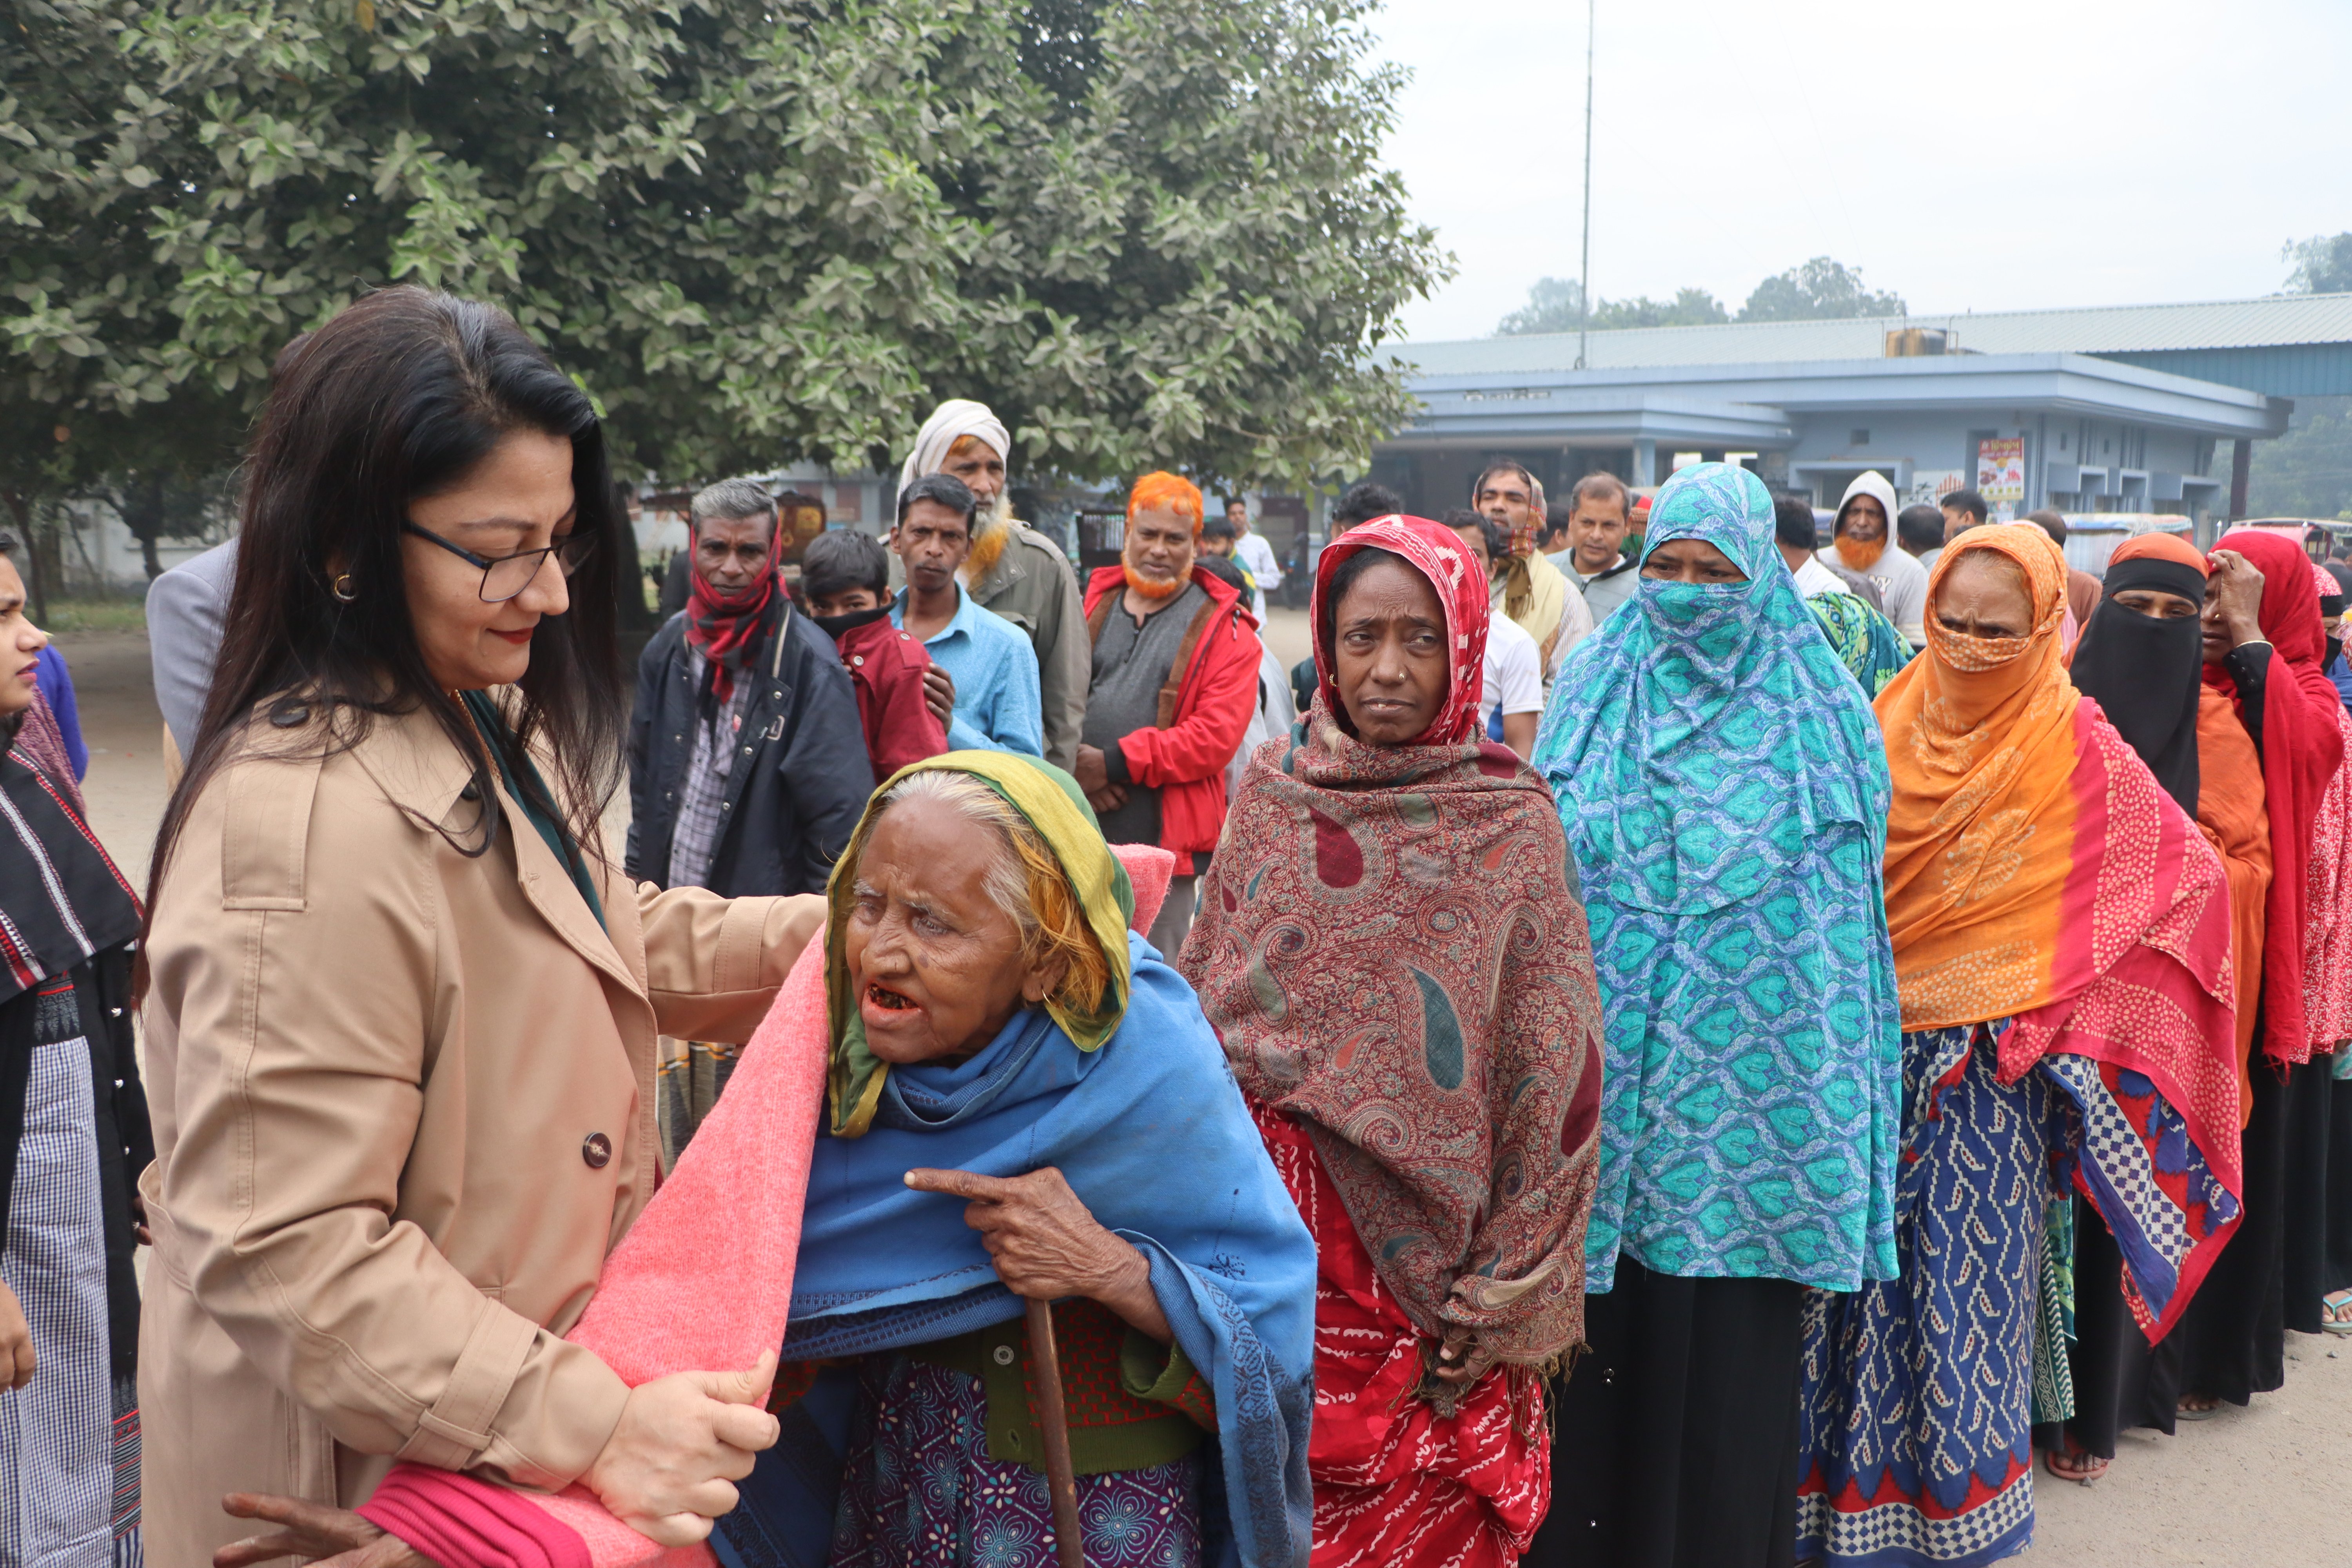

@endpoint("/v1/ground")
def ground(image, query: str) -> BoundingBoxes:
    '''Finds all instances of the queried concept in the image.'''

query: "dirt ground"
[53,620,2352,1563]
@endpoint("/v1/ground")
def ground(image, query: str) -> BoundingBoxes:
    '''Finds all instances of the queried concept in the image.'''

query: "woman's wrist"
[1091,1239,1172,1345]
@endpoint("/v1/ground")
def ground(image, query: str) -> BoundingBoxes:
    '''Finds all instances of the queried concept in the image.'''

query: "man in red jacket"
[1073,471,1265,956]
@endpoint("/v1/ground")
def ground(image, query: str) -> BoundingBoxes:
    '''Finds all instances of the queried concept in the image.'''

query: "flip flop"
[2174,1397,2226,1421]
[2043,1444,2109,1485]
[2321,1290,2352,1336]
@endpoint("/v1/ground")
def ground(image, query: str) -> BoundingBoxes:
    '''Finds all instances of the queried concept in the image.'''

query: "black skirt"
[2283,1057,2336,1333]
[2148,1055,2296,1411]
[1527,1256,1802,1568]
[2328,1061,2352,1297]
[2037,1192,2163,1459]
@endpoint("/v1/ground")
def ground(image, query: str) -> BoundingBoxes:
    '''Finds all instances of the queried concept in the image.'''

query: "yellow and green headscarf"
[825,751,1136,1138]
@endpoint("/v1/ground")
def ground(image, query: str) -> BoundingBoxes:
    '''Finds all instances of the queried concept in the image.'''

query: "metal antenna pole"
[1575,0,1595,370]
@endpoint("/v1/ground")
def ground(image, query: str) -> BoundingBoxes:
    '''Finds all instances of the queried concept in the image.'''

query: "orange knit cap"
[1127,472,1205,536]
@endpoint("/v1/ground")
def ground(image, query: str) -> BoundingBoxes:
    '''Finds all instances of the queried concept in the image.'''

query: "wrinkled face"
[1840,495,1887,543]
[808,585,883,617]
[402,428,576,692]
[1640,537,1747,584]
[844,795,1056,1063]
[1332,556,1448,745]
[895,499,971,596]
[693,511,775,594]
[1933,552,2034,641]
[0,556,47,717]
[1567,497,1630,572]
[1124,505,1197,589]
[940,436,1005,509]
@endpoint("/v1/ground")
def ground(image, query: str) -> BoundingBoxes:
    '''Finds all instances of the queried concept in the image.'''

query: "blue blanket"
[715,936,1316,1568]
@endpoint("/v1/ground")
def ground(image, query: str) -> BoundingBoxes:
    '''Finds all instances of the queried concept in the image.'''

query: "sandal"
[2175,1394,2225,1421]
[2043,1441,2108,1485]
[2322,1290,2352,1336]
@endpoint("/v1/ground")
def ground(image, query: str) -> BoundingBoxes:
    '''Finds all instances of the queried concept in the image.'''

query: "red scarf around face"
[684,567,779,704]
[2204,528,2346,1065]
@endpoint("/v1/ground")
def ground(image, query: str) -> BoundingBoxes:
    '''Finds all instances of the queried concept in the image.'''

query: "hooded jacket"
[1835,470,1928,646]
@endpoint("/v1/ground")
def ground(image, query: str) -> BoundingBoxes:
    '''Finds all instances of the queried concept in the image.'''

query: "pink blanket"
[359,845,1176,1566]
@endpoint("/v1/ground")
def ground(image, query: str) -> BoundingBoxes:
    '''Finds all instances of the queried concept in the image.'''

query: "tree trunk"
[1,489,47,624]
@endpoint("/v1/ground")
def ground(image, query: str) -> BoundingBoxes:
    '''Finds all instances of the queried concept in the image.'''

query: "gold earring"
[332,574,358,602]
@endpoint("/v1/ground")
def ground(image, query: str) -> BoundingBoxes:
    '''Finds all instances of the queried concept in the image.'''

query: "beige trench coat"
[137,699,824,1564]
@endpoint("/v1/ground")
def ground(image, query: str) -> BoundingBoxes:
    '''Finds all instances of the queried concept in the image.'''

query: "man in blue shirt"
[890,473,1044,755]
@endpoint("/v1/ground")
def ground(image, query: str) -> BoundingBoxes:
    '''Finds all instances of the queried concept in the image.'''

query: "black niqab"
[2069,554,2207,815]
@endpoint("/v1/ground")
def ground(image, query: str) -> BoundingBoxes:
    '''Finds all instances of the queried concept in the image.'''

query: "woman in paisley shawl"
[1180,515,1604,1568]
[1798,523,2242,1568]
[1523,463,1901,1568]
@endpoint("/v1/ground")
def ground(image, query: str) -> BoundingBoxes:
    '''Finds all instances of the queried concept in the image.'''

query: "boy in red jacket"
[800,530,949,778]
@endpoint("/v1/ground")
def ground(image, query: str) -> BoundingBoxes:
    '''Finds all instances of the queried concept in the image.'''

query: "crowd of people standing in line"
[2,282,2350,1568]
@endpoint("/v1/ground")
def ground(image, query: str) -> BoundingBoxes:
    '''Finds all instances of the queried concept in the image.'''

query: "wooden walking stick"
[1024,1296,1087,1568]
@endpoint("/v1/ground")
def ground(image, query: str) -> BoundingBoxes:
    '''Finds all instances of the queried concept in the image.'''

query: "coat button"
[992,1343,1016,1366]
[582,1132,612,1169]
[720,800,731,811]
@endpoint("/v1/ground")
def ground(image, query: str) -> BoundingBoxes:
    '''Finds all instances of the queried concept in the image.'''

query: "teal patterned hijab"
[1531,463,1902,1292]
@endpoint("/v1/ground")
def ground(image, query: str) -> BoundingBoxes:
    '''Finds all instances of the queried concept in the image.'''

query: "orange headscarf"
[1876,524,2080,1027]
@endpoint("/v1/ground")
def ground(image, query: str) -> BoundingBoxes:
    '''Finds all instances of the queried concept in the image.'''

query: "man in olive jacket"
[627,479,873,897]
[896,398,1090,771]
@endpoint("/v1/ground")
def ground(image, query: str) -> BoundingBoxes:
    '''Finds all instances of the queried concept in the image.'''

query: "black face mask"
[811,603,894,641]
[2069,556,2207,817]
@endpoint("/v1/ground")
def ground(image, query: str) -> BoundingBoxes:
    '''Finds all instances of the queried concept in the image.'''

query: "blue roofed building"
[1367,292,2352,539]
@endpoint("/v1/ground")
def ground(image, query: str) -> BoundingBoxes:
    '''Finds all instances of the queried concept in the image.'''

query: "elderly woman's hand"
[906,1167,1173,1344]
[214,1494,434,1567]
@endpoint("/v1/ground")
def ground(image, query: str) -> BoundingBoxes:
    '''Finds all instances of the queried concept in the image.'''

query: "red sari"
[1256,1107,1549,1568]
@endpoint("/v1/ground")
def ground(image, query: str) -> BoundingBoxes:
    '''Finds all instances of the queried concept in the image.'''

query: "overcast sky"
[1367,0,2352,343]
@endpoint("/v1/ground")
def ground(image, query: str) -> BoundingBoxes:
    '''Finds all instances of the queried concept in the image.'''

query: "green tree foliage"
[1736,256,1904,323]
[1496,278,1727,335]
[2284,233,2352,295]
[2,0,1445,522]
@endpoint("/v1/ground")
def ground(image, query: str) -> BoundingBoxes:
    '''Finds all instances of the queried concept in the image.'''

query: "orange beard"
[1835,534,1887,571]
[960,517,1011,586]
[1123,564,1187,600]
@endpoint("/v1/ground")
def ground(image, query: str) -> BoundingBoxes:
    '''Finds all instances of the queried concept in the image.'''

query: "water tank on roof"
[1884,327,1951,357]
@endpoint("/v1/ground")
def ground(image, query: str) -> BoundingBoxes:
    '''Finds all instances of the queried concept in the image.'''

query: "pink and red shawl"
[2205,528,2347,1067]
[354,850,1177,1567]
[1181,517,1602,1370]
[2301,697,2352,1054]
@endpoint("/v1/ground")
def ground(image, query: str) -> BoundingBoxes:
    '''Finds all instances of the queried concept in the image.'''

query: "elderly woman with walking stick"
[214,751,1318,1568]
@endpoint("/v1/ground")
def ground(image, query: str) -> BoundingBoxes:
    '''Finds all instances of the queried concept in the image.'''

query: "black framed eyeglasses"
[402,521,594,603]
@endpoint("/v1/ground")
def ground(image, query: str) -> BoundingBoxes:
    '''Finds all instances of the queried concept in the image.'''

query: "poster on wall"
[1976,437,2025,521]
[1908,469,1966,508]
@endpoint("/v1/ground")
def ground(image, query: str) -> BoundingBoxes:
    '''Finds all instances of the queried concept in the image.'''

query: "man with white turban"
[897,399,1090,769]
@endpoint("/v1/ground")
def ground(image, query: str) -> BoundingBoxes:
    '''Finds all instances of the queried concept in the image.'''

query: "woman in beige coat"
[138,289,822,1565]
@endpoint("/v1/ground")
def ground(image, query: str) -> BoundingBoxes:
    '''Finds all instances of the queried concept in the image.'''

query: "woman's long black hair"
[145,287,626,926]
